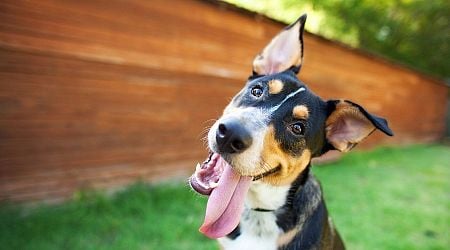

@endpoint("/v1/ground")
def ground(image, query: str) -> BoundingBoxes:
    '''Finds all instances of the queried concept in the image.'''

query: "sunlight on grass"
[0,145,448,249]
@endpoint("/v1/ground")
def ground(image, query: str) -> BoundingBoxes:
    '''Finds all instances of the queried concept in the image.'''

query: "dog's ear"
[252,14,307,75]
[325,100,393,152]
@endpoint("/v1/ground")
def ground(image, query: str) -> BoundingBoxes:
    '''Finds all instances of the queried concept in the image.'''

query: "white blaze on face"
[269,87,305,113]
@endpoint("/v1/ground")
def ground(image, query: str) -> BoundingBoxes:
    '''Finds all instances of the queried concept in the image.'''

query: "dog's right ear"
[252,14,307,76]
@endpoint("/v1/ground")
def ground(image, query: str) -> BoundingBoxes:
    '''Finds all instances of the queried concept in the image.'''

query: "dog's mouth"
[189,152,280,239]
[189,153,281,194]
[189,153,222,195]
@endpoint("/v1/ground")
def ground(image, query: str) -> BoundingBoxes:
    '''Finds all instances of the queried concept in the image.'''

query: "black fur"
[275,166,312,232]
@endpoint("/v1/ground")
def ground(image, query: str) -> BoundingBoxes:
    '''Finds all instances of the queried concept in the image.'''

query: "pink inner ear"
[329,117,367,141]
[253,21,302,75]
[267,34,301,74]
[266,60,282,76]
[327,113,375,152]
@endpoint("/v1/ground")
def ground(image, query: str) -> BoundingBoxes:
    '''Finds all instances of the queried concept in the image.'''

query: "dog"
[189,14,393,250]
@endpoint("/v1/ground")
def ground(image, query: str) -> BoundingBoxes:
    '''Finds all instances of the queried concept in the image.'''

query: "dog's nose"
[216,118,252,154]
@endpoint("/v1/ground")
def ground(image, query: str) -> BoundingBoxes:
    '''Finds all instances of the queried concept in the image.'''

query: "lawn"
[0,145,448,249]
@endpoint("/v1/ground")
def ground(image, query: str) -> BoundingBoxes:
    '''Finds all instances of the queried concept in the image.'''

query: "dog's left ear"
[253,14,307,75]
[325,100,393,152]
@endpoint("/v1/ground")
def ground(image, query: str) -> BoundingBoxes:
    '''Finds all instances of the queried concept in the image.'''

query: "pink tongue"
[199,157,252,238]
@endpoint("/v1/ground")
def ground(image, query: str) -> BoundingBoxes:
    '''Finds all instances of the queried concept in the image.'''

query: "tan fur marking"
[260,126,311,186]
[326,100,375,152]
[292,105,309,119]
[277,227,300,247]
[268,79,284,94]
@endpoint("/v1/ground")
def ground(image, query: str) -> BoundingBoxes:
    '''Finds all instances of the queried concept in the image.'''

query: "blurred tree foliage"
[226,0,449,79]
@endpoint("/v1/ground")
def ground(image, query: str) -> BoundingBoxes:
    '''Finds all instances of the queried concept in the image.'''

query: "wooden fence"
[0,0,447,202]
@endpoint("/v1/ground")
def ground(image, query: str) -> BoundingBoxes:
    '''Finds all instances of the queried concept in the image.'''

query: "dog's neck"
[246,181,291,211]
[245,165,313,212]
[235,165,325,242]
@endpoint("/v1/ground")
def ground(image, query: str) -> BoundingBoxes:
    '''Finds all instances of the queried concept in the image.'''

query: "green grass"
[0,183,217,250]
[0,145,448,249]
[313,144,450,250]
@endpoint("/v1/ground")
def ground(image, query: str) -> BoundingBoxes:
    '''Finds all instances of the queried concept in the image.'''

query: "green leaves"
[227,0,449,78]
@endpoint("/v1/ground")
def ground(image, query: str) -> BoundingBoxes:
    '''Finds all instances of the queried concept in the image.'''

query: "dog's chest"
[218,182,290,250]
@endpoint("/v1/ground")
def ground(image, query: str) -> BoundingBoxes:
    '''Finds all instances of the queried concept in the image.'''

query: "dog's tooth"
[195,163,201,171]
[209,182,219,188]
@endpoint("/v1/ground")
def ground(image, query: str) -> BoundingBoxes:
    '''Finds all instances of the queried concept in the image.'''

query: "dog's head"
[190,14,393,238]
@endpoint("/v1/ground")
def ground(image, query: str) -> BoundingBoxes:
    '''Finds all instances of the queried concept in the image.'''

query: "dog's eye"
[251,86,263,98]
[290,122,305,135]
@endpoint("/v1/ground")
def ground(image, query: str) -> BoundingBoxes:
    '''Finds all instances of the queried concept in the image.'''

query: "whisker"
[197,123,214,141]
[260,158,273,171]
[202,118,217,125]
[259,157,279,181]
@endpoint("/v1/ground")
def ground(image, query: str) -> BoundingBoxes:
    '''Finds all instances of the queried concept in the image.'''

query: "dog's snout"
[216,118,252,154]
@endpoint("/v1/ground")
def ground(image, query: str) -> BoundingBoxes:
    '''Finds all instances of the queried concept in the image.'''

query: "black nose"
[216,118,253,154]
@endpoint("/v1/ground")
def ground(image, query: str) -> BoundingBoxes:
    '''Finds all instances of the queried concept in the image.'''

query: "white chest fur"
[218,182,291,250]
[246,181,290,209]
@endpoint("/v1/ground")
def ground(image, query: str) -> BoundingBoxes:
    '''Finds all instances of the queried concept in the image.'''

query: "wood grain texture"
[0,0,447,202]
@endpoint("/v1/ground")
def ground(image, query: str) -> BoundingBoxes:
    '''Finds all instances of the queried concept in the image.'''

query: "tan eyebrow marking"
[293,105,309,119]
[268,79,284,94]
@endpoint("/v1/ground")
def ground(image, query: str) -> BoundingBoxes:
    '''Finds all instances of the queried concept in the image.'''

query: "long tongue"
[199,157,252,238]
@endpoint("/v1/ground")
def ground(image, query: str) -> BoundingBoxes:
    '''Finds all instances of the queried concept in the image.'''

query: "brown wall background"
[0,0,447,202]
